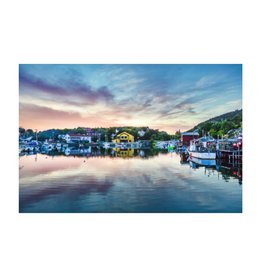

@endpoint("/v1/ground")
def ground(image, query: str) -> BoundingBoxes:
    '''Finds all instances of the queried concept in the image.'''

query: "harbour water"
[19,149,242,213]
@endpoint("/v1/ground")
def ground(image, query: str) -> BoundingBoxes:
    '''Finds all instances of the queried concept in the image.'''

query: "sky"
[19,64,242,134]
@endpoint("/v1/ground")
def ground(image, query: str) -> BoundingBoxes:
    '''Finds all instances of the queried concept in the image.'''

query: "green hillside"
[188,109,242,138]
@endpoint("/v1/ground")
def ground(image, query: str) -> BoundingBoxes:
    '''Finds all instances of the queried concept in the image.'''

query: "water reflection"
[19,148,242,213]
[180,153,242,185]
[19,147,167,159]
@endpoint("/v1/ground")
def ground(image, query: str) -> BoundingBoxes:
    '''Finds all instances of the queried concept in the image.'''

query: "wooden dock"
[217,149,242,162]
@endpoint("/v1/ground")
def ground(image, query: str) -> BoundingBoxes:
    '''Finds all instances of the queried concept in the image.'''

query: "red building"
[181,132,199,146]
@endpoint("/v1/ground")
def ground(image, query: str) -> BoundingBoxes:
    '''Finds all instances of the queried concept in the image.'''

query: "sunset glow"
[19,64,242,133]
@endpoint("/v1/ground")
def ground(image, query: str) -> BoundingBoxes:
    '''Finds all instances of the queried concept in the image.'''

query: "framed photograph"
[19,64,242,213]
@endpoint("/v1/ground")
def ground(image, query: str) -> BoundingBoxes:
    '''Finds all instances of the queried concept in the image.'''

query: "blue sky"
[19,64,242,133]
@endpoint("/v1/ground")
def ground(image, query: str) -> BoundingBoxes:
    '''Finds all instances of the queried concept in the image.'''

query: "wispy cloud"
[19,64,242,133]
[20,69,115,104]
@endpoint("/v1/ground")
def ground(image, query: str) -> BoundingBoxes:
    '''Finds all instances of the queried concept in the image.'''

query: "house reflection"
[20,147,163,159]
[113,148,135,158]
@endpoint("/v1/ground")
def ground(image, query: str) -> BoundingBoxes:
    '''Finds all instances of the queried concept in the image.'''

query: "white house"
[61,134,91,143]
[138,130,146,137]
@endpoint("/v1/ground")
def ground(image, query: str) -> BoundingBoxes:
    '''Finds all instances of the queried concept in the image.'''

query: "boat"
[114,143,127,149]
[56,143,62,150]
[102,142,111,149]
[188,139,216,159]
[155,141,167,149]
[176,145,187,153]
[189,157,216,167]
[64,148,71,156]
[167,144,174,152]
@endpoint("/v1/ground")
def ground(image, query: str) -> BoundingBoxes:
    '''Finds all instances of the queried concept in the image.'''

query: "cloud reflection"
[19,153,242,212]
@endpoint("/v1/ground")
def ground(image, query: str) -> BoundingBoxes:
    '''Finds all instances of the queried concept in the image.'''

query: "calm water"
[19,149,242,213]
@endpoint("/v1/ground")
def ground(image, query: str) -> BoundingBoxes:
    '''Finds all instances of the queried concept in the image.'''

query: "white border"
[1,1,261,276]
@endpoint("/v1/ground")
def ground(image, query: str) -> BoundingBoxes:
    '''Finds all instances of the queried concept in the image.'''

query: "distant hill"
[187,109,242,137]
[202,109,242,124]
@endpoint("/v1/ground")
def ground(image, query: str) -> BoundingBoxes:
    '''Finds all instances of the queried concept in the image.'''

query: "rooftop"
[181,132,199,136]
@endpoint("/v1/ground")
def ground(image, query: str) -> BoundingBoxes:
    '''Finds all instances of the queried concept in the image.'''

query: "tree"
[174,129,181,140]
[19,127,25,134]
[209,128,216,137]
[217,129,224,138]
[75,127,86,134]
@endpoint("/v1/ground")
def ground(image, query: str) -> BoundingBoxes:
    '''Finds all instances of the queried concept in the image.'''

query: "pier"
[217,149,242,162]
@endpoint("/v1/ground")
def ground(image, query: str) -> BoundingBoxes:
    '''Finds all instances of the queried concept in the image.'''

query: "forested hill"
[187,109,242,137]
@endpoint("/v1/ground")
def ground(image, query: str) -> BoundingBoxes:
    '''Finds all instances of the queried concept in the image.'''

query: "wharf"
[217,149,242,162]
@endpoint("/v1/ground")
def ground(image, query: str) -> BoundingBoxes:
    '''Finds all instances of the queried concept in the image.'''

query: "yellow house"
[112,132,134,143]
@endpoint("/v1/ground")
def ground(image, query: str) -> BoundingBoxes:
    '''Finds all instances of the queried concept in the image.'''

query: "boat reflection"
[179,153,189,165]
[180,153,242,184]
[20,149,243,185]
[216,161,242,185]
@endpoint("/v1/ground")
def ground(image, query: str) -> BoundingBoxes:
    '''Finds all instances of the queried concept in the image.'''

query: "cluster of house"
[58,133,92,143]
[58,128,101,143]
[57,130,136,144]
[20,124,242,149]
[57,127,150,144]
[180,130,243,151]
[58,129,243,148]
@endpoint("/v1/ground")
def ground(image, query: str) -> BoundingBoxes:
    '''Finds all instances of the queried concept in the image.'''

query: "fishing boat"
[176,145,187,153]
[188,139,216,159]
[189,156,216,167]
